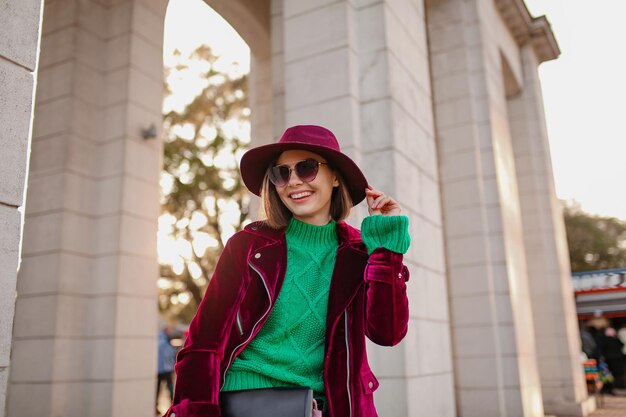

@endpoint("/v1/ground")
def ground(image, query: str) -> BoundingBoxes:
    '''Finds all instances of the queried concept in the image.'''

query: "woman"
[165,125,410,417]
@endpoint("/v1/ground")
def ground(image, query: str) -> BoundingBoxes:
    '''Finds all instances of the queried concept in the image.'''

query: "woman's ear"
[333,173,340,188]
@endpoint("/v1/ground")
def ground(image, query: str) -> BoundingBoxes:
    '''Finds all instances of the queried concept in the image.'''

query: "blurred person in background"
[157,324,177,413]
[580,323,597,359]
[618,323,626,355]
[618,323,626,389]
[601,327,624,392]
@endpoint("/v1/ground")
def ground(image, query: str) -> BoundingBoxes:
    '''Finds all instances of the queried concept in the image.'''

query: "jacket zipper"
[345,311,352,417]
[235,311,244,336]
[221,260,272,389]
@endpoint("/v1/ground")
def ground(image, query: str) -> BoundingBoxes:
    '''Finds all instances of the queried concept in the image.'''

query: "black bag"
[219,387,320,417]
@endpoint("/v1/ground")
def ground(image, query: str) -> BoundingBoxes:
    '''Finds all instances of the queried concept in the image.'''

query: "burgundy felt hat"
[240,125,368,205]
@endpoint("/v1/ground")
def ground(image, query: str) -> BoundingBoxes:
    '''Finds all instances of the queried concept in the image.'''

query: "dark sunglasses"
[269,158,329,187]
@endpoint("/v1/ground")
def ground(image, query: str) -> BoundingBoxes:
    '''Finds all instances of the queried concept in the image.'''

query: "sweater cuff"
[361,215,410,255]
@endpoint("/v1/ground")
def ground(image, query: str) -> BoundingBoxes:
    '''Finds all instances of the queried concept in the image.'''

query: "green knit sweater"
[221,216,410,396]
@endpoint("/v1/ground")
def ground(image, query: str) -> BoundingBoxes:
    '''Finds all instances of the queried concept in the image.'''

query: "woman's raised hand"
[365,185,402,216]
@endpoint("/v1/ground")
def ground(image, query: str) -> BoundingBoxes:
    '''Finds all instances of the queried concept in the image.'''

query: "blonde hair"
[259,165,353,229]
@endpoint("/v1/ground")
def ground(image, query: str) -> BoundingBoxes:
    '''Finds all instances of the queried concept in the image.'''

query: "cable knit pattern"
[361,215,410,255]
[222,218,338,396]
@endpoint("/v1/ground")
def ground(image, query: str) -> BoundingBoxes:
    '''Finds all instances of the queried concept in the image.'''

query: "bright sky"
[164,0,626,221]
[163,0,250,69]
[525,0,626,220]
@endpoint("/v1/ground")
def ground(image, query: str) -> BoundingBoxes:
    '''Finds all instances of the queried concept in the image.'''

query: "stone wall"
[427,0,591,416]
[8,1,165,416]
[0,1,44,416]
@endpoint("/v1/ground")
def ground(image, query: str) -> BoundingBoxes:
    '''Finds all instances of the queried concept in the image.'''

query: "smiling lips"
[289,191,313,201]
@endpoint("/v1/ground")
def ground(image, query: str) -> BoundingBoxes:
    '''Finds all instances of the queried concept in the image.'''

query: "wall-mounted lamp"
[141,123,157,140]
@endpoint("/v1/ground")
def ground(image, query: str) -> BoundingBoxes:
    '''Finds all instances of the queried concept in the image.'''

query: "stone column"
[356,0,454,416]
[250,54,274,145]
[0,1,44,416]
[427,0,543,416]
[275,1,455,416]
[246,51,274,218]
[8,1,165,416]
[270,0,286,138]
[281,0,362,147]
[508,45,594,417]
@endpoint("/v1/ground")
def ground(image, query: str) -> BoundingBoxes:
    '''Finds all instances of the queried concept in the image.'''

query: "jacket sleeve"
[363,248,410,346]
[164,237,247,417]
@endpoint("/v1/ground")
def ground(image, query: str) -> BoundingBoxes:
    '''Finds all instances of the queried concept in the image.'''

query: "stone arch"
[5,1,588,417]
[8,1,271,416]
[204,0,270,58]
[203,0,275,149]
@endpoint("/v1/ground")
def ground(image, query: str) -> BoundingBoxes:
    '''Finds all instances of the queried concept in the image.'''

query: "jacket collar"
[244,219,364,249]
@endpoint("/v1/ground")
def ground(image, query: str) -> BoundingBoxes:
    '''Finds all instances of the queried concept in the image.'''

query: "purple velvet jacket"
[165,220,410,417]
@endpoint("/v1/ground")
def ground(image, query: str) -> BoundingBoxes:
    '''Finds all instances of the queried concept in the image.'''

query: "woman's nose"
[287,170,303,186]
[287,168,302,187]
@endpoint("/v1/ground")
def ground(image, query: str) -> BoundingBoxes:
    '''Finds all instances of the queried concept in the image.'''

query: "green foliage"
[159,45,249,323]
[563,201,626,272]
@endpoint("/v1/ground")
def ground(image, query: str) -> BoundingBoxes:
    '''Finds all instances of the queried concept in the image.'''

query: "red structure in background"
[573,268,626,325]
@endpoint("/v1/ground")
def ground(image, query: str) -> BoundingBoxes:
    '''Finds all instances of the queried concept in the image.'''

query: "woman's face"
[273,149,339,225]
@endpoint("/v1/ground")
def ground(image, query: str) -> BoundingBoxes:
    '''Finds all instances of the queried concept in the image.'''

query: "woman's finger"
[382,200,402,215]
[371,194,389,208]
[366,186,402,215]
[372,196,390,209]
